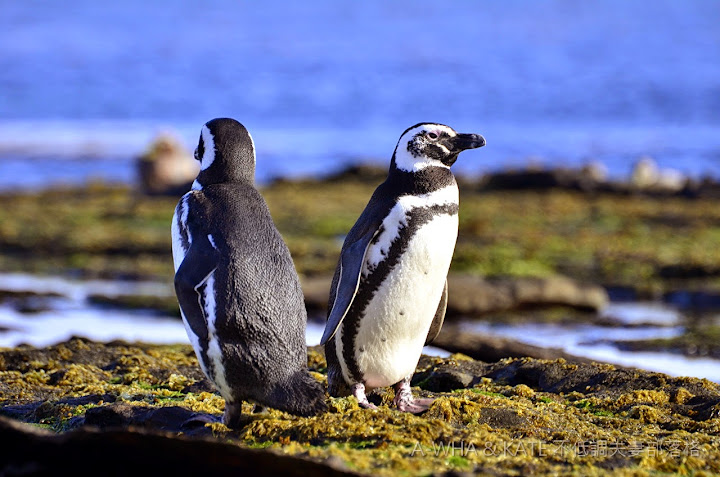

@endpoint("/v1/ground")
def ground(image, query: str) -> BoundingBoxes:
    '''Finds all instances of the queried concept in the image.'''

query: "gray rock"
[447,274,609,315]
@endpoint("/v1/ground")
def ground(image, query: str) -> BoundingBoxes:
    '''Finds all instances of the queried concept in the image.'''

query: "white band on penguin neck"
[200,126,216,171]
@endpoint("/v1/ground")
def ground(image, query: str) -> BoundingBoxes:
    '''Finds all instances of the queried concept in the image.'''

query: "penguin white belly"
[354,213,458,389]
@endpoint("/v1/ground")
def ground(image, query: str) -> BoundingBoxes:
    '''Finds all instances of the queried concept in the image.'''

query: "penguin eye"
[427,132,438,140]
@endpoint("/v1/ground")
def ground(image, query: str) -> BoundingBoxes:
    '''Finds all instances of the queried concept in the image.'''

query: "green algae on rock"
[2,338,720,476]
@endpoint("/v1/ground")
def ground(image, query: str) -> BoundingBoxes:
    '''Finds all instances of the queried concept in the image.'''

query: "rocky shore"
[2,338,720,476]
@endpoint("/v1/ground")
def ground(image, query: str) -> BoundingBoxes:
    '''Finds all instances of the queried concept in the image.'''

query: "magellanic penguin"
[321,123,485,413]
[172,118,327,427]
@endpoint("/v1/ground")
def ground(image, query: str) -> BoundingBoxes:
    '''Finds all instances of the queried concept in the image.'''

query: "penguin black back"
[172,118,327,426]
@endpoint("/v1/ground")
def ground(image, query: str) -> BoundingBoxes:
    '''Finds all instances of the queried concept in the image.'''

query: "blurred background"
[1,1,719,380]
[1,0,719,185]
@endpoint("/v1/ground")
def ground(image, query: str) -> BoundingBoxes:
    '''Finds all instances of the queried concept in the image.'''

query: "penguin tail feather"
[268,371,328,417]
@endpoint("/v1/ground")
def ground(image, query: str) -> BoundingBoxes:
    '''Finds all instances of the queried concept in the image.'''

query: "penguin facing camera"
[172,118,327,427]
[322,123,485,413]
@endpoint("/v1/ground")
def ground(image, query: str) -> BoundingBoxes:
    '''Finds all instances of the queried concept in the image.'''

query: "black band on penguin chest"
[340,201,458,383]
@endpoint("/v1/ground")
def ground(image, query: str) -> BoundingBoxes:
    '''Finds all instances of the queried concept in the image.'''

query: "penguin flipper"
[174,234,220,342]
[425,279,448,345]
[320,225,380,345]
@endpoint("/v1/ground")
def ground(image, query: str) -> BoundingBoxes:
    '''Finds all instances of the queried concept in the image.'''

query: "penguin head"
[391,123,485,172]
[192,118,256,189]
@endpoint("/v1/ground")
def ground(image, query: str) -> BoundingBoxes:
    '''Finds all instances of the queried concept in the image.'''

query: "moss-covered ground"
[2,338,720,476]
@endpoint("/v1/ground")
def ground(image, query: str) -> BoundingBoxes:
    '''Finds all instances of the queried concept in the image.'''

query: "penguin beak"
[440,133,485,166]
[450,133,486,151]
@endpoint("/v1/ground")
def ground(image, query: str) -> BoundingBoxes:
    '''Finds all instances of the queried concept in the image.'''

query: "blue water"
[1,1,719,187]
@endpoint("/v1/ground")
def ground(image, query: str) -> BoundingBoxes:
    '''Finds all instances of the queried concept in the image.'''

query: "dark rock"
[482,168,577,191]
[604,286,638,302]
[0,290,63,314]
[693,177,720,198]
[0,415,361,476]
[83,403,217,434]
[415,361,486,392]
[659,265,720,280]
[0,402,43,420]
[664,289,720,311]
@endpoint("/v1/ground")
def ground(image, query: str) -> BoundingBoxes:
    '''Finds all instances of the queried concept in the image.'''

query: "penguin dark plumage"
[172,118,327,426]
[321,123,485,413]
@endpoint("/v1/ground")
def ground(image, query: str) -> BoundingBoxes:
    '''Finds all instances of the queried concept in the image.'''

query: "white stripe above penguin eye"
[393,124,456,173]
[199,126,216,171]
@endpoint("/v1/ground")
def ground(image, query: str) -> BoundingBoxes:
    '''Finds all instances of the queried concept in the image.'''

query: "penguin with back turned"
[321,123,485,413]
[172,118,327,427]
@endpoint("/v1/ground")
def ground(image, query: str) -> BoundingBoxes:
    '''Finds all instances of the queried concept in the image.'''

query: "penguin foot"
[352,383,378,410]
[393,378,434,414]
[394,395,434,414]
[223,401,256,429]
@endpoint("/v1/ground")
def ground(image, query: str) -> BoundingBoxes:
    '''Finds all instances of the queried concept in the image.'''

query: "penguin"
[171,118,327,427]
[321,123,485,413]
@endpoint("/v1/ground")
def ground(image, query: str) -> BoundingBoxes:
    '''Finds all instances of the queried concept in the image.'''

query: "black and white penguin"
[321,123,485,413]
[172,118,327,427]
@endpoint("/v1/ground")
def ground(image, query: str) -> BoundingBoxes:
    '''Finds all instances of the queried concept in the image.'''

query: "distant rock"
[478,162,611,193]
[136,132,199,196]
[447,274,608,315]
[580,160,608,183]
[480,167,579,191]
[301,273,608,317]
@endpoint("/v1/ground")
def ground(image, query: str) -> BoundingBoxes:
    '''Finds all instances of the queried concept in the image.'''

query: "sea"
[0,0,719,187]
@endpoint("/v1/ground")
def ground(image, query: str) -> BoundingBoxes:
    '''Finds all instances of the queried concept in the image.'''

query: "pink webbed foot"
[393,377,434,414]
